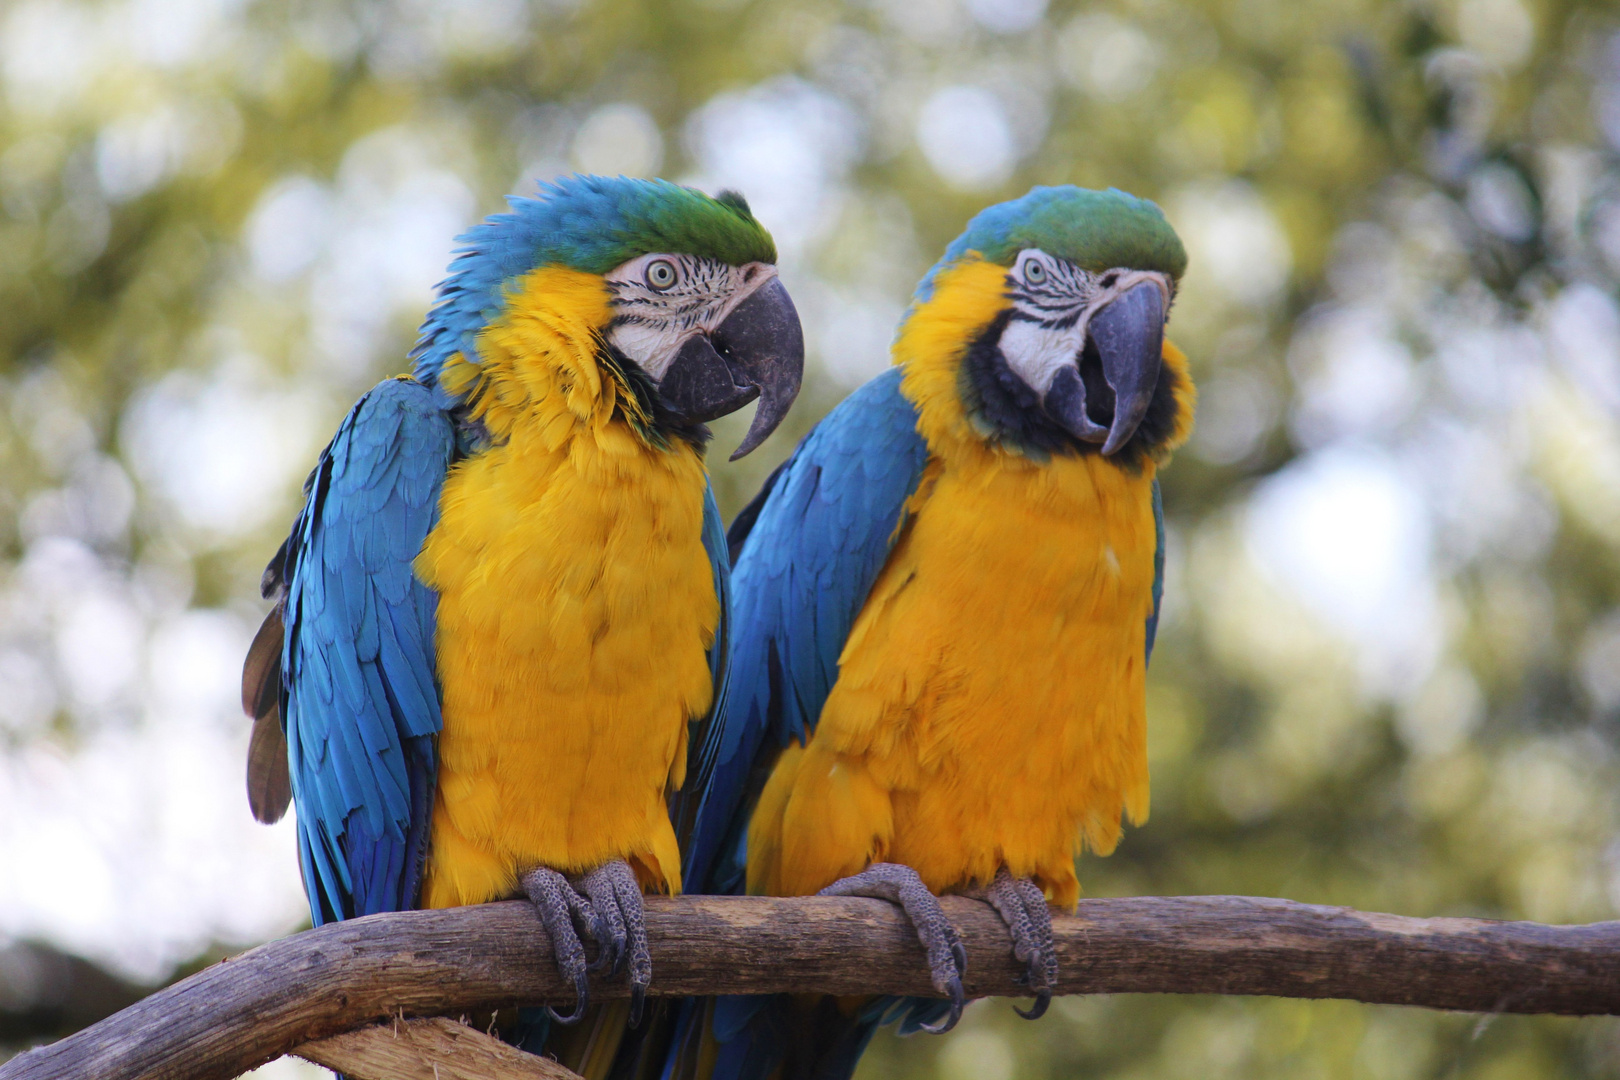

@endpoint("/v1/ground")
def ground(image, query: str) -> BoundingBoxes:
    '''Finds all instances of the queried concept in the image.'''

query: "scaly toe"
[819,863,967,1033]
[576,864,629,975]
[1016,878,1058,995]
[520,866,593,1024]
[577,860,652,1026]
[986,868,1059,1020]
[618,876,652,1026]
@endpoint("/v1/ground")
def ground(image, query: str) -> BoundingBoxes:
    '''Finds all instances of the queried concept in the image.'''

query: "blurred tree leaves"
[4,0,1620,1075]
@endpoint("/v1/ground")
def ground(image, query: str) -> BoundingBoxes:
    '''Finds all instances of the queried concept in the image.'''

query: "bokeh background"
[2,0,1620,1075]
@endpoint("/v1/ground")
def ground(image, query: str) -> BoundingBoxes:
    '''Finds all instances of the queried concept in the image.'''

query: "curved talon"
[574,860,652,1026]
[918,973,966,1034]
[1016,874,1058,996]
[983,867,1058,1021]
[630,984,647,1028]
[1014,989,1051,1021]
[547,965,592,1025]
[520,866,594,1025]
[620,881,652,1026]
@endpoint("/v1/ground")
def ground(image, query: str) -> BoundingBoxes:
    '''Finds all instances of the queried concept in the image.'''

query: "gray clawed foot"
[573,859,652,1026]
[521,861,653,1027]
[983,867,1057,1020]
[520,866,595,1024]
[819,862,967,1034]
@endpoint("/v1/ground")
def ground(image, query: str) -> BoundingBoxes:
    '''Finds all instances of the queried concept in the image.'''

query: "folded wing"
[260,378,454,924]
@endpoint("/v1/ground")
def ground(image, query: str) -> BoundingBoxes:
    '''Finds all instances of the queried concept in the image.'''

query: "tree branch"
[3,894,1617,1080]
[296,1017,582,1080]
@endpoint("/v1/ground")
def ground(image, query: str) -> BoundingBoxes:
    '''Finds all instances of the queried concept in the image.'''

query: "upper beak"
[657,277,805,460]
[1041,280,1164,456]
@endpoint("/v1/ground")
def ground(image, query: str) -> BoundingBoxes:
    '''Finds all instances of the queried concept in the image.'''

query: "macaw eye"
[1022,258,1047,285]
[646,259,678,291]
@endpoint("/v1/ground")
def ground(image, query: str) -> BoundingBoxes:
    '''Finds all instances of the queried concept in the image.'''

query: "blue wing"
[681,367,930,898]
[278,377,454,925]
[656,369,929,1079]
[1145,476,1164,664]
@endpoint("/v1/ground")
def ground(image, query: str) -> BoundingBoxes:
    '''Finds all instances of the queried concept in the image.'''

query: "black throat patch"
[598,341,713,452]
[958,308,1183,470]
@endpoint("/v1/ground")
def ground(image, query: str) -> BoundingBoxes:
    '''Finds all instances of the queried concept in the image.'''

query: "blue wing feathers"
[680,368,928,899]
[671,371,978,1080]
[702,483,732,721]
[281,378,452,925]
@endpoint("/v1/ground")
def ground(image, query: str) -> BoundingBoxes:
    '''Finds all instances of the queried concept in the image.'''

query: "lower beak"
[657,277,805,460]
[1042,280,1165,456]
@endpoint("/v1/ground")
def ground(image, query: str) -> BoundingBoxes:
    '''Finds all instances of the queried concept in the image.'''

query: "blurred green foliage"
[5,0,1620,1075]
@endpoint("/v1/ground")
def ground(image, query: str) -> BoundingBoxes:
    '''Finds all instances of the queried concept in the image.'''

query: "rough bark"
[296,1017,582,1080]
[3,894,1618,1080]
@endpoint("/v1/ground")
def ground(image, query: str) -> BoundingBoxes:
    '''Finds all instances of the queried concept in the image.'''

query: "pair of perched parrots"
[241,174,1193,1079]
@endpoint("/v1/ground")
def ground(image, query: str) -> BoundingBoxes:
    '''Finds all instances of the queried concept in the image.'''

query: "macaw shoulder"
[340,376,456,476]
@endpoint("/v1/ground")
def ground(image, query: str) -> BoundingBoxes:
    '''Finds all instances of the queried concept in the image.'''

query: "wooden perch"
[296,1016,581,1079]
[4,894,1619,1080]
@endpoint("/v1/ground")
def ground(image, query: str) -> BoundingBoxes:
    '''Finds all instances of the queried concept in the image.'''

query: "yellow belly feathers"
[747,454,1157,910]
[414,266,717,909]
[749,258,1192,910]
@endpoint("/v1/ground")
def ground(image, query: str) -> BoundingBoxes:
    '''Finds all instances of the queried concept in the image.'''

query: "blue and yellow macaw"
[667,185,1194,1077]
[240,175,804,1072]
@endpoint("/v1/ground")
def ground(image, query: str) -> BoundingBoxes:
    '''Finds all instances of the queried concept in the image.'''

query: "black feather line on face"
[597,340,713,452]
[957,308,1183,470]
[958,310,1072,462]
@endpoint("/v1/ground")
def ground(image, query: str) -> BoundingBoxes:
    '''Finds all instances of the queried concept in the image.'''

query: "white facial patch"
[997,249,1172,398]
[998,317,1087,395]
[602,254,777,381]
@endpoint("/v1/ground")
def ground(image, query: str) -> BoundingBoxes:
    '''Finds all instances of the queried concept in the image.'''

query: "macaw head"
[412,174,803,459]
[903,185,1190,465]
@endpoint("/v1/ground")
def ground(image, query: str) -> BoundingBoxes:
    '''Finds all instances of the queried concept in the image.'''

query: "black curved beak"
[1042,280,1164,456]
[657,277,805,460]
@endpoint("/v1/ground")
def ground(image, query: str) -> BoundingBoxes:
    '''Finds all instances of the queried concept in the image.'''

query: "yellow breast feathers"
[416,266,716,908]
